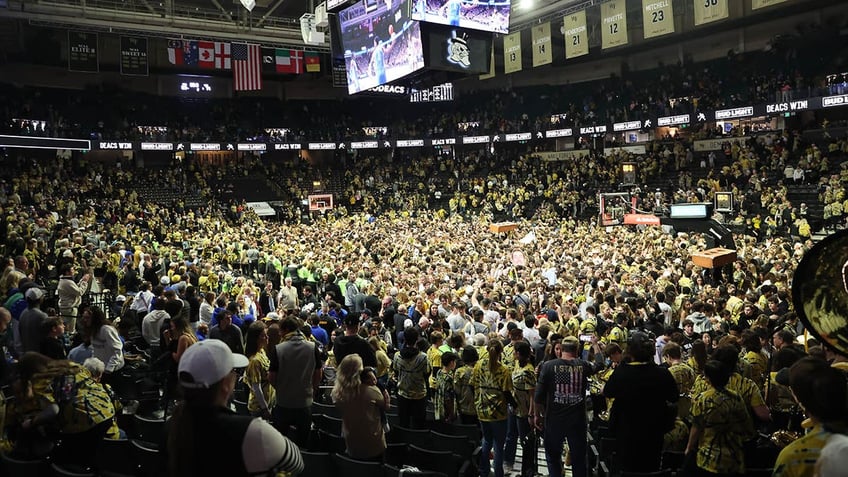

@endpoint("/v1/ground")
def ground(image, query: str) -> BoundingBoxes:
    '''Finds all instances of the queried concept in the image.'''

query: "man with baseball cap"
[20,286,48,353]
[166,339,303,477]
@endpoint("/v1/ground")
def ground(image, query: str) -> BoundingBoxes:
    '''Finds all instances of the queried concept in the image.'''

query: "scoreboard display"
[410,0,510,34]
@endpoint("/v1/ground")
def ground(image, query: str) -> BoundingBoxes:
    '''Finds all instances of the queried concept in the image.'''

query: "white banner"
[604,145,646,155]
[532,150,591,161]
[246,202,276,217]
[693,137,748,152]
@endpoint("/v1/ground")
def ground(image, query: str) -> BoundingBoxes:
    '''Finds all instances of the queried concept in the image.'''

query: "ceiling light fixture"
[240,0,256,12]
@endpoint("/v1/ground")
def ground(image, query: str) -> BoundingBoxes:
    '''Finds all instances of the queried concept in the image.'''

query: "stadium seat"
[49,463,95,477]
[449,423,481,443]
[0,453,49,477]
[388,425,432,448]
[130,439,164,477]
[302,451,335,477]
[661,450,684,470]
[131,414,166,447]
[428,431,474,457]
[384,442,408,467]
[314,413,344,435]
[332,453,383,477]
[406,445,462,477]
[94,438,135,477]
[318,429,347,454]
[312,401,340,418]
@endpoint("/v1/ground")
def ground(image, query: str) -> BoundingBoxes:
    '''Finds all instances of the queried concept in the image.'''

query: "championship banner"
[531,22,552,67]
[601,0,628,50]
[68,31,98,72]
[642,0,674,39]
[479,45,495,80]
[503,32,522,74]
[563,10,589,59]
[752,0,787,9]
[693,0,729,26]
[120,36,148,76]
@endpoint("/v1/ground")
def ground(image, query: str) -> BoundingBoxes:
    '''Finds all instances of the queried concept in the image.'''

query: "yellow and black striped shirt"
[691,387,753,475]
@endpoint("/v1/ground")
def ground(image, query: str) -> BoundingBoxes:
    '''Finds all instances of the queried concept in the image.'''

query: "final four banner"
[563,10,589,59]
[503,32,522,74]
[68,31,98,72]
[531,22,552,67]
[752,0,787,9]
[120,36,149,76]
[693,0,729,26]
[601,0,628,50]
[642,0,674,39]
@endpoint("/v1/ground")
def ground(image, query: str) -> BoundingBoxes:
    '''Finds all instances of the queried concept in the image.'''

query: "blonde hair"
[331,354,363,404]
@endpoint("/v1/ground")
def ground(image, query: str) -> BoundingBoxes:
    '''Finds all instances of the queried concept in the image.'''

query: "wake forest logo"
[447,30,470,68]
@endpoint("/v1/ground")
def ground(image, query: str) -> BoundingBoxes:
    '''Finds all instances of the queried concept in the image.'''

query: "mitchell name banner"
[642,0,674,39]
[563,10,589,59]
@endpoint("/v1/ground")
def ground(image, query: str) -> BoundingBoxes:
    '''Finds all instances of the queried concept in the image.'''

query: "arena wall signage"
[14,93,848,152]
[409,82,454,103]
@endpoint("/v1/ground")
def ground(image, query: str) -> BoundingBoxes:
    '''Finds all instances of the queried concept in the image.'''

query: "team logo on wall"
[446,30,470,68]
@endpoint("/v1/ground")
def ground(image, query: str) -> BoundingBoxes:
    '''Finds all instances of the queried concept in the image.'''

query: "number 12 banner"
[601,0,628,50]
[642,0,674,39]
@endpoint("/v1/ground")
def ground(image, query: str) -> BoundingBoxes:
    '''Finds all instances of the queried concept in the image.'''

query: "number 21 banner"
[601,0,628,50]
[564,10,589,59]
[642,0,674,39]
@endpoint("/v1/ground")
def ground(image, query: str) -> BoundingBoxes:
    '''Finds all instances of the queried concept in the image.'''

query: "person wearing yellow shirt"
[773,358,847,477]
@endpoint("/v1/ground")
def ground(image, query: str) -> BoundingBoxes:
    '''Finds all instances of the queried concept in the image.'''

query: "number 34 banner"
[601,0,628,49]
[642,0,674,39]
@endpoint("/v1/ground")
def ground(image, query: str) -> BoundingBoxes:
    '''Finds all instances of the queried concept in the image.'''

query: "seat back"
[318,429,346,454]
[0,453,49,477]
[302,451,335,477]
[49,463,96,477]
[621,470,673,477]
[132,414,166,447]
[94,438,135,476]
[407,444,460,477]
[130,439,164,477]
[312,401,340,418]
[331,453,383,477]
[428,431,473,457]
[393,425,433,449]
[314,414,344,435]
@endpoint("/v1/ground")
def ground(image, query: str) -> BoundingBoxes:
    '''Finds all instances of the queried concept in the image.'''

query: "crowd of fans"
[0,20,847,477]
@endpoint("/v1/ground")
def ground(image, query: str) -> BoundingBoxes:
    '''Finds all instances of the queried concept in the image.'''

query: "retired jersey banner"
[68,31,98,72]
[503,32,522,74]
[752,0,787,9]
[480,45,495,80]
[601,0,628,50]
[642,0,674,39]
[120,36,148,76]
[693,0,729,26]
[563,10,589,59]
[531,22,552,67]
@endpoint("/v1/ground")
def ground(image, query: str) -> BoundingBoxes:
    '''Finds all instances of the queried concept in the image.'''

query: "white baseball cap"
[25,288,45,301]
[178,339,248,389]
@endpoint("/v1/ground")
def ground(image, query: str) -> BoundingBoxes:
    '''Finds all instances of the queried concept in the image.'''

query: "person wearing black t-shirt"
[534,338,602,477]
[604,331,679,473]
[333,313,377,368]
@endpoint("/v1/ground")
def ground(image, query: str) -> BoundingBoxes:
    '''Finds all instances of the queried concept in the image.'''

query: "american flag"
[232,43,262,91]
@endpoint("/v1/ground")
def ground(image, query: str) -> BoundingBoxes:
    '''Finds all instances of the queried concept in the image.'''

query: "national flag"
[276,49,304,74]
[198,41,215,68]
[232,43,262,91]
[214,42,231,70]
[261,48,277,74]
[305,52,321,73]
[167,39,198,66]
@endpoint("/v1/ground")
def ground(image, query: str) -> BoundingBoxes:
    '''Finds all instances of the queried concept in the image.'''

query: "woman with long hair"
[167,339,303,477]
[80,305,124,378]
[472,339,515,477]
[243,321,275,419]
[689,339,709,375]
[331,354,390,461]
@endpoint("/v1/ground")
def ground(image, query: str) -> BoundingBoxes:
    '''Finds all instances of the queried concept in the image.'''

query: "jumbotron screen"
[339,0,425,95]
[410,0,510,34]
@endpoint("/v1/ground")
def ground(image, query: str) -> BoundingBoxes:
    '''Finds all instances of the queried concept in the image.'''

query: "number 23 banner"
[642,0,674,39]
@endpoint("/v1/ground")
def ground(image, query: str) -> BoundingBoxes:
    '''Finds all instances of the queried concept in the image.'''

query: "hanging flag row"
[166,39,322,75]
[483,0,788,80]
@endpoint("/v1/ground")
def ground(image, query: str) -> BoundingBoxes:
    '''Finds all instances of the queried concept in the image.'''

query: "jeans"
[480,419,508,477]
[272,405,312,447]
[504,410,536,477]
[543,413,588,477]
[396,395,428,429]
